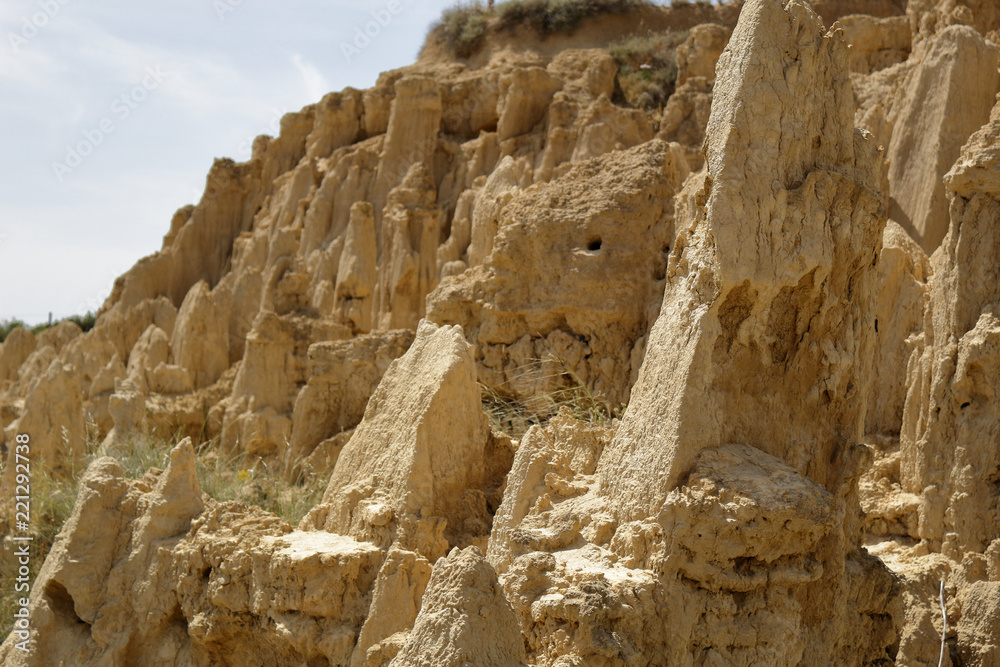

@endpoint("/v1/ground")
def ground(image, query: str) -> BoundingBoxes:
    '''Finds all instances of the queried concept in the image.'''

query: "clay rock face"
[583,0,895,662]
[389,547,526,667]
[373,164,442,331]
[908,0,1000,48]
[957,581,1000,666]
[2,361,85,491]
[220,312,350,457]
[284,329,414,482]
[0,440,204,666]
[171,280,229,389]
[660,24,730,172]
[676,23,731,85]
[0,439,387,667]
[900,99,1000,555]
[428,140,682,410]
[303,320,496,558]
[883,24,999,252]
[658,77,715,171]
[838,14,911,74]
[867,220,931,437]
[349,547,432,667]
[488,413,614,575]
[600,0,886,515]
[0,327,35,384]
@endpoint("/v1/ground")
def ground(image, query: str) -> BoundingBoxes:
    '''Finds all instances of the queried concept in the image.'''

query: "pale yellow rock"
[7,0,1000,661]
[676,23,731,84]
[373,164,442,331]
[105,378,146,447]
[488,413,614,575]
[0,438,388,666]
[908,0,1000,48]
[126,324,171,393]
[900,98,1000,553]
[284,329,413,482]
[350,547,432,667]
[335,202,379,332]
[34,320,82,353]
[588,1,897,663]
[867,220,931,437]
[957,581,1000,666]
[467,156,525,268]
[374,76,441,216]
[429,140,681,410]
[221,312,350,456]
[2,361,85,491]
[148,362,194,395]
[600,0,886,516]
[171,280,229,389]
[497,67,561,142]
[305,88,363,161]
[0,326,35,383]
[303,320,494,558]
[568,94,652,164]
[884,24,999,252]
[389,547,526,667]
[838,14,911,74]
[658,76,715,170]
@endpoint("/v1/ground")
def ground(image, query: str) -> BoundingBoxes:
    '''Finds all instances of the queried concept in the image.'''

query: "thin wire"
[938,580,947,667]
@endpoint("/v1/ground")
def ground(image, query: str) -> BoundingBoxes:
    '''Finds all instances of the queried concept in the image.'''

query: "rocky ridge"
[2,0,1000,664]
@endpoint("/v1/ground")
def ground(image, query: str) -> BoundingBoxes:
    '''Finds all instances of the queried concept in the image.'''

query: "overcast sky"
[0,0,457,324]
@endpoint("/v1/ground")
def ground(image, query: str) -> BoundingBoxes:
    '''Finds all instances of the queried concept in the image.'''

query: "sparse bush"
[438,2,490,57]
[0,311,97,342]
[498,0,644,34]
[610,29,688,109]
[65,312,97,333]
[0,319,25,343]
[436,0,648,58]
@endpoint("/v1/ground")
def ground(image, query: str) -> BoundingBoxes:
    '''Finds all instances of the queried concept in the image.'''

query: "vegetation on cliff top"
[0,312,96,343]
[438,0,647,57]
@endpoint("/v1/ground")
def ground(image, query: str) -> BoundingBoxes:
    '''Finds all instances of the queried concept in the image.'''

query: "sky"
[0,0,458,325]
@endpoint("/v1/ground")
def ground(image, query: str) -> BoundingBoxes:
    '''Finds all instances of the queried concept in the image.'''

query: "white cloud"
[291,53,330,104]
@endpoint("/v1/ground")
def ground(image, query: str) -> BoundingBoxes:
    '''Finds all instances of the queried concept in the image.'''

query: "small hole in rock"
[587,238,602,251]
[960,402,971,409]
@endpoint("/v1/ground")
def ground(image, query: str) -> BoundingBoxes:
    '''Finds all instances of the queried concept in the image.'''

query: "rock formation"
[4,0,1000,663]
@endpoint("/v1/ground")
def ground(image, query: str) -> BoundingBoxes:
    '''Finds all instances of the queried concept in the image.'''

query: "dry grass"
[1,429,325,641]
[481,357,625,439]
